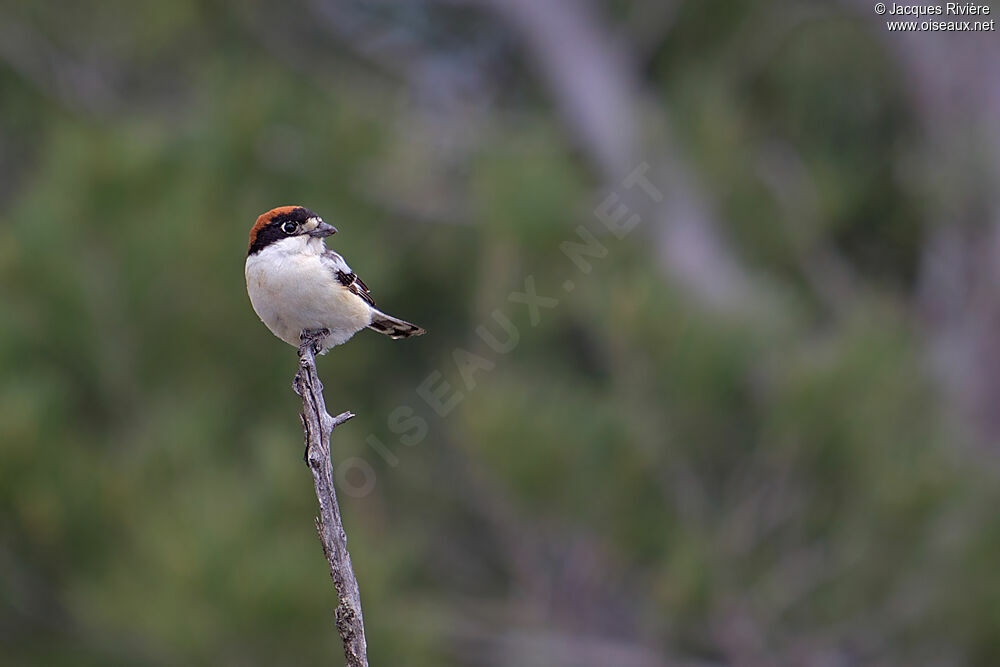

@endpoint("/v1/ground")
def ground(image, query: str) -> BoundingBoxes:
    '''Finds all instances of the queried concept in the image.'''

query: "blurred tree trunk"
[849,4,1000,446]
[476,0,773,320]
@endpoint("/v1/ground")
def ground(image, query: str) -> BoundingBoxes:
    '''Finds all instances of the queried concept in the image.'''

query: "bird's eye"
[281,222,298,234]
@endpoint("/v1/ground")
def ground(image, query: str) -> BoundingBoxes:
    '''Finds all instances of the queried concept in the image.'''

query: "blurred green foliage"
[2,1,1000,665]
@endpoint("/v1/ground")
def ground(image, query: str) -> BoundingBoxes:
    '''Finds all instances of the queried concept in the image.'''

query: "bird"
[245,206,425,353]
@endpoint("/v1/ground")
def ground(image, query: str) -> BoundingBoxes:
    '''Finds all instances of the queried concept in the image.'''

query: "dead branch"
[293,332,367,667]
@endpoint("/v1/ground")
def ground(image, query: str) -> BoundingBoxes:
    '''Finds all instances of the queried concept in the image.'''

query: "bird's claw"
[300,328,331,355]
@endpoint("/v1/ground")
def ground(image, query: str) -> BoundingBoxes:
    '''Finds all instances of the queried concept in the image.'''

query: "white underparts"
[245,237,373,349]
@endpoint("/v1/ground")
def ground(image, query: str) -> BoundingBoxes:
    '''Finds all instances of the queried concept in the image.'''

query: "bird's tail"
[368,310,426,339]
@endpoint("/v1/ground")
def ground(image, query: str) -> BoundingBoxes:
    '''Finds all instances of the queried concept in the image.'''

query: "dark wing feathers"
[336,270,375,307]
[320,249,424,338]
[352,273,371,296]
[322,249,375,306]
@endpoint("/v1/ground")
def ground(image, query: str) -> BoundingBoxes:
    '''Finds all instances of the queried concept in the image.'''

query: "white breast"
[245,237,373,348]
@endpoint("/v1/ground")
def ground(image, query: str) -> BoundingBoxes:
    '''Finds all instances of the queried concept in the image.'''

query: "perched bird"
[245,206,425,353]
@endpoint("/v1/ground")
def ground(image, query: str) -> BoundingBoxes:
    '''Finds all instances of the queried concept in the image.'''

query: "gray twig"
[292,331,367,667]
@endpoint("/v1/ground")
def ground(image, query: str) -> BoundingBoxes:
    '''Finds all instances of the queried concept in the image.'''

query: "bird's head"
[248,206,337,256]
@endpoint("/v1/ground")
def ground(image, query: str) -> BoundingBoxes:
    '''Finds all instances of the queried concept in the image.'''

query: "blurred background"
[2,1,1000,665]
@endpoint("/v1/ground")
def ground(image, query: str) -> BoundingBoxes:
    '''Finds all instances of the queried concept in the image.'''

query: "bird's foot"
[299,328,331,355]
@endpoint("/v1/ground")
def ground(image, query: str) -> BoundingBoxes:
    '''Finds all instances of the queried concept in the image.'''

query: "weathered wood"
[293,331,367,667]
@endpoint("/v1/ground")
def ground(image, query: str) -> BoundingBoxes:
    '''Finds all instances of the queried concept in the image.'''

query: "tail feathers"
[369,311,426,340]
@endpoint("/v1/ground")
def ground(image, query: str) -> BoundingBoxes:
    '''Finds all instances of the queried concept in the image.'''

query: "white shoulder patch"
[321,250,352,274]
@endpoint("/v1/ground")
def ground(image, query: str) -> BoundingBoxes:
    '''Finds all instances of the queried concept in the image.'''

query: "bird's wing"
[322,250,376,307]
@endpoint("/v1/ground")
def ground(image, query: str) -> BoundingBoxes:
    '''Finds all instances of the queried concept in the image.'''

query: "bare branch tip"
[292,342,367,664]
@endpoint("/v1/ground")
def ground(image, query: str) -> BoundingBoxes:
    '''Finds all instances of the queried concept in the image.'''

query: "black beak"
[309,221,337,238]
